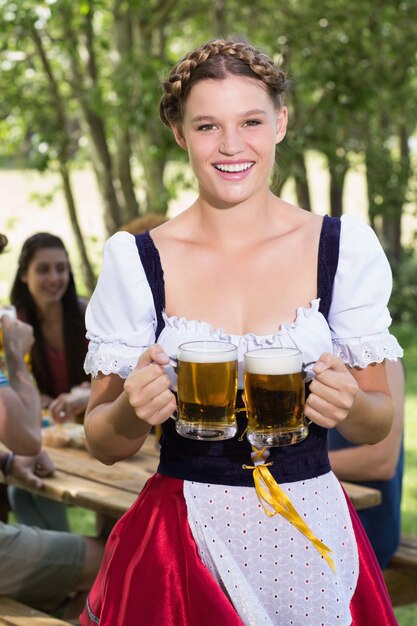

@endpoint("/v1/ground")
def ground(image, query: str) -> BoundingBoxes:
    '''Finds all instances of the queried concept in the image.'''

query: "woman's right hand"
[123,344,177,426]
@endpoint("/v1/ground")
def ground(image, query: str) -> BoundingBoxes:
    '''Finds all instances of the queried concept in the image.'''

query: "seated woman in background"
[8,232,90,530]
[328,358,405,569]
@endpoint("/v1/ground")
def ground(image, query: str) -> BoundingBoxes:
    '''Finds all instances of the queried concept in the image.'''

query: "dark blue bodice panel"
[134,215,341,485]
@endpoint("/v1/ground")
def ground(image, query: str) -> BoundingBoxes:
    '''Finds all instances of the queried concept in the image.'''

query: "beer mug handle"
[165,358,178,391]
[302,361,316,426]
[164,358,178,421]
[302,361,316,382]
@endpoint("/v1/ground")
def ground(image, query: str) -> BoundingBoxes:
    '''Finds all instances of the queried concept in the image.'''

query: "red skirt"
[80,474,397,626]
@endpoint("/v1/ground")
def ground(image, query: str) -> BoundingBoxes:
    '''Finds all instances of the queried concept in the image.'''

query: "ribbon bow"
[243,447,335,572]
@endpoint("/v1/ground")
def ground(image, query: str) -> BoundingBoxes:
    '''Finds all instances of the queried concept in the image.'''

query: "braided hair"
[160,38,289,128]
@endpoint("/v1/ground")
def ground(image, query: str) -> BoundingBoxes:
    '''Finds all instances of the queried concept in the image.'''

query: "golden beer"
[244,348,308,447]
[176,341,238,440]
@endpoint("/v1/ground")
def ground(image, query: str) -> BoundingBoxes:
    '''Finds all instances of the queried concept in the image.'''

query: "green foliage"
[389,248,417,323]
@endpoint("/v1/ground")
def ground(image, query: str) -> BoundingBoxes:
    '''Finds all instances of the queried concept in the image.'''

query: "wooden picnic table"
[0,436,381,517]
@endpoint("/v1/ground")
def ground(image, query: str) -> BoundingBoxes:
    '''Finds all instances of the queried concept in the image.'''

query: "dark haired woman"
[9,232,90,530]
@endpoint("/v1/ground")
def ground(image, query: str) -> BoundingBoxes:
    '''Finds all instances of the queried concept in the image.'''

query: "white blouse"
[84,214,402,626]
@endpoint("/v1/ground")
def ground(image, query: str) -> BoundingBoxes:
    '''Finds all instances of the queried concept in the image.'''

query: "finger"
[135,344,169,371]
[124,363,171,397]
[309,370,359,399]
[126,373,173,413]
[305,393,349,424]
[35,466,54,478]
[22,471,44,490]
[132,387,176,416]
[134,392,177,425]
[51,406,67,423]
[37,451,55,473]
[313,353,347,376]
[303,403,336,429]
[309,376,356,404]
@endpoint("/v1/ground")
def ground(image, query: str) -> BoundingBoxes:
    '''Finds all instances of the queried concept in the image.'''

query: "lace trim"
[333,333,403,368]
[162,298,321,343]
[84,348,144,378]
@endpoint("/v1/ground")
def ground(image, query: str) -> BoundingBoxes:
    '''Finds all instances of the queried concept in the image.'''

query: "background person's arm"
[329,359,404,482]
[0,316,41,455]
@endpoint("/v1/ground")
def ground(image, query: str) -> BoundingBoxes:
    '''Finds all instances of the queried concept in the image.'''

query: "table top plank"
[342,481,382,510]
[5,470,137,517]
[0,439,382,516]
[44,446,158,494]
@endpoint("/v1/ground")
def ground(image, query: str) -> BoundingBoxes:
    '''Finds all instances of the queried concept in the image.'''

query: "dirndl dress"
[81,215,402,625]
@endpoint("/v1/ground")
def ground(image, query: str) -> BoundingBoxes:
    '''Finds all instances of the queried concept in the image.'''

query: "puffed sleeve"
[328,215,403,367]
[84,231,157,378]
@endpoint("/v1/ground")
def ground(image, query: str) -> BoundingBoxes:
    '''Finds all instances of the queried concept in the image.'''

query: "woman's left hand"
[304,352,359,429]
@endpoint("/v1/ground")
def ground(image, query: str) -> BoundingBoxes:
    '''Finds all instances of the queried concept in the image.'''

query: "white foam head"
[244,348,302,375]
[179,341,238,363]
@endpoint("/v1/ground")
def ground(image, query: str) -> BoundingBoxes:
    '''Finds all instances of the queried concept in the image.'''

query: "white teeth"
[215,162,253,173]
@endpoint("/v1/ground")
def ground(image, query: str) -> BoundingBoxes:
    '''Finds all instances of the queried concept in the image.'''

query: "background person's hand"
[123,344,176,426]
[1,316,34,359]
[304,352,359,429]
[8,449,55,490]
[50,386,90,422]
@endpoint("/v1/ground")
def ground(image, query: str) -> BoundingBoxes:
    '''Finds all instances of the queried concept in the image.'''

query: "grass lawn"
[391,324,417,624]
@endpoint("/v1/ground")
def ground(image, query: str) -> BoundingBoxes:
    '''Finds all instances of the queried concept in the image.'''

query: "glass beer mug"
[244,347,309,447]
[173,340,238,441]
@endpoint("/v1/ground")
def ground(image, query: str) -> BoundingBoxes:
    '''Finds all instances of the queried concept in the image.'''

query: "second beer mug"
[175,340,238,441]
[244,347,308,447]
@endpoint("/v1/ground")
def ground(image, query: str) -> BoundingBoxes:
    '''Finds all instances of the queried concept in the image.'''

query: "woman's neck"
[190,191,296,250]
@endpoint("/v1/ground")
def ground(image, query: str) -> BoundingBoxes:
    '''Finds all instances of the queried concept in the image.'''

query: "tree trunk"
[381,124,410,263]
[59,5,123,235]
[30,24,96,292]
[114,126,140,223]
[213,0,227,35]
[294,152,312,212]
[137,130,169,214]
[328,155,349,218]
[113,0,140,223]
[59,160,96,294]
[81,109,123,234]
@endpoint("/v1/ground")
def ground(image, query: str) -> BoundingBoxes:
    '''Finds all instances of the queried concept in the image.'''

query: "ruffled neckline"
[162,298,321,344]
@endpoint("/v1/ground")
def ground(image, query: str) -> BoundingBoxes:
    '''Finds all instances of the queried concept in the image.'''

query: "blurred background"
[0,1,416,622]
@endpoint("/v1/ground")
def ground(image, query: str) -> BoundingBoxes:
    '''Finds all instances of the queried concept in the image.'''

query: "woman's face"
[21,247,70,307]
[172,75,287,208]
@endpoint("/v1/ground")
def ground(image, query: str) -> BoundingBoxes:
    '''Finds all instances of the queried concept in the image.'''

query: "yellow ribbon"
[243,447,335,572]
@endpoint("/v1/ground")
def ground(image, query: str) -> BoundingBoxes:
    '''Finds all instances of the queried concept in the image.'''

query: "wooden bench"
[383,535,417,607]
[0,597,73,625]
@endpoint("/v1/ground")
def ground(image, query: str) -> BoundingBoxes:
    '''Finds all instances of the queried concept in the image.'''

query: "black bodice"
[134,215,341,485]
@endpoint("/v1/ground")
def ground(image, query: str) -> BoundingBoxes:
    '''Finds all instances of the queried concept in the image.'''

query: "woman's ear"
[275,106,288,145]
[171,124,187,150]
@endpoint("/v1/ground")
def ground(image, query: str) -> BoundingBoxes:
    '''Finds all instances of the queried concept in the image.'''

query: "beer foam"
[244,348,302,375]
[179,342,238,363]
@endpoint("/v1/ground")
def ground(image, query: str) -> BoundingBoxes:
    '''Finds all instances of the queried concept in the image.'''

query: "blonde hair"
[160,38,289,127]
